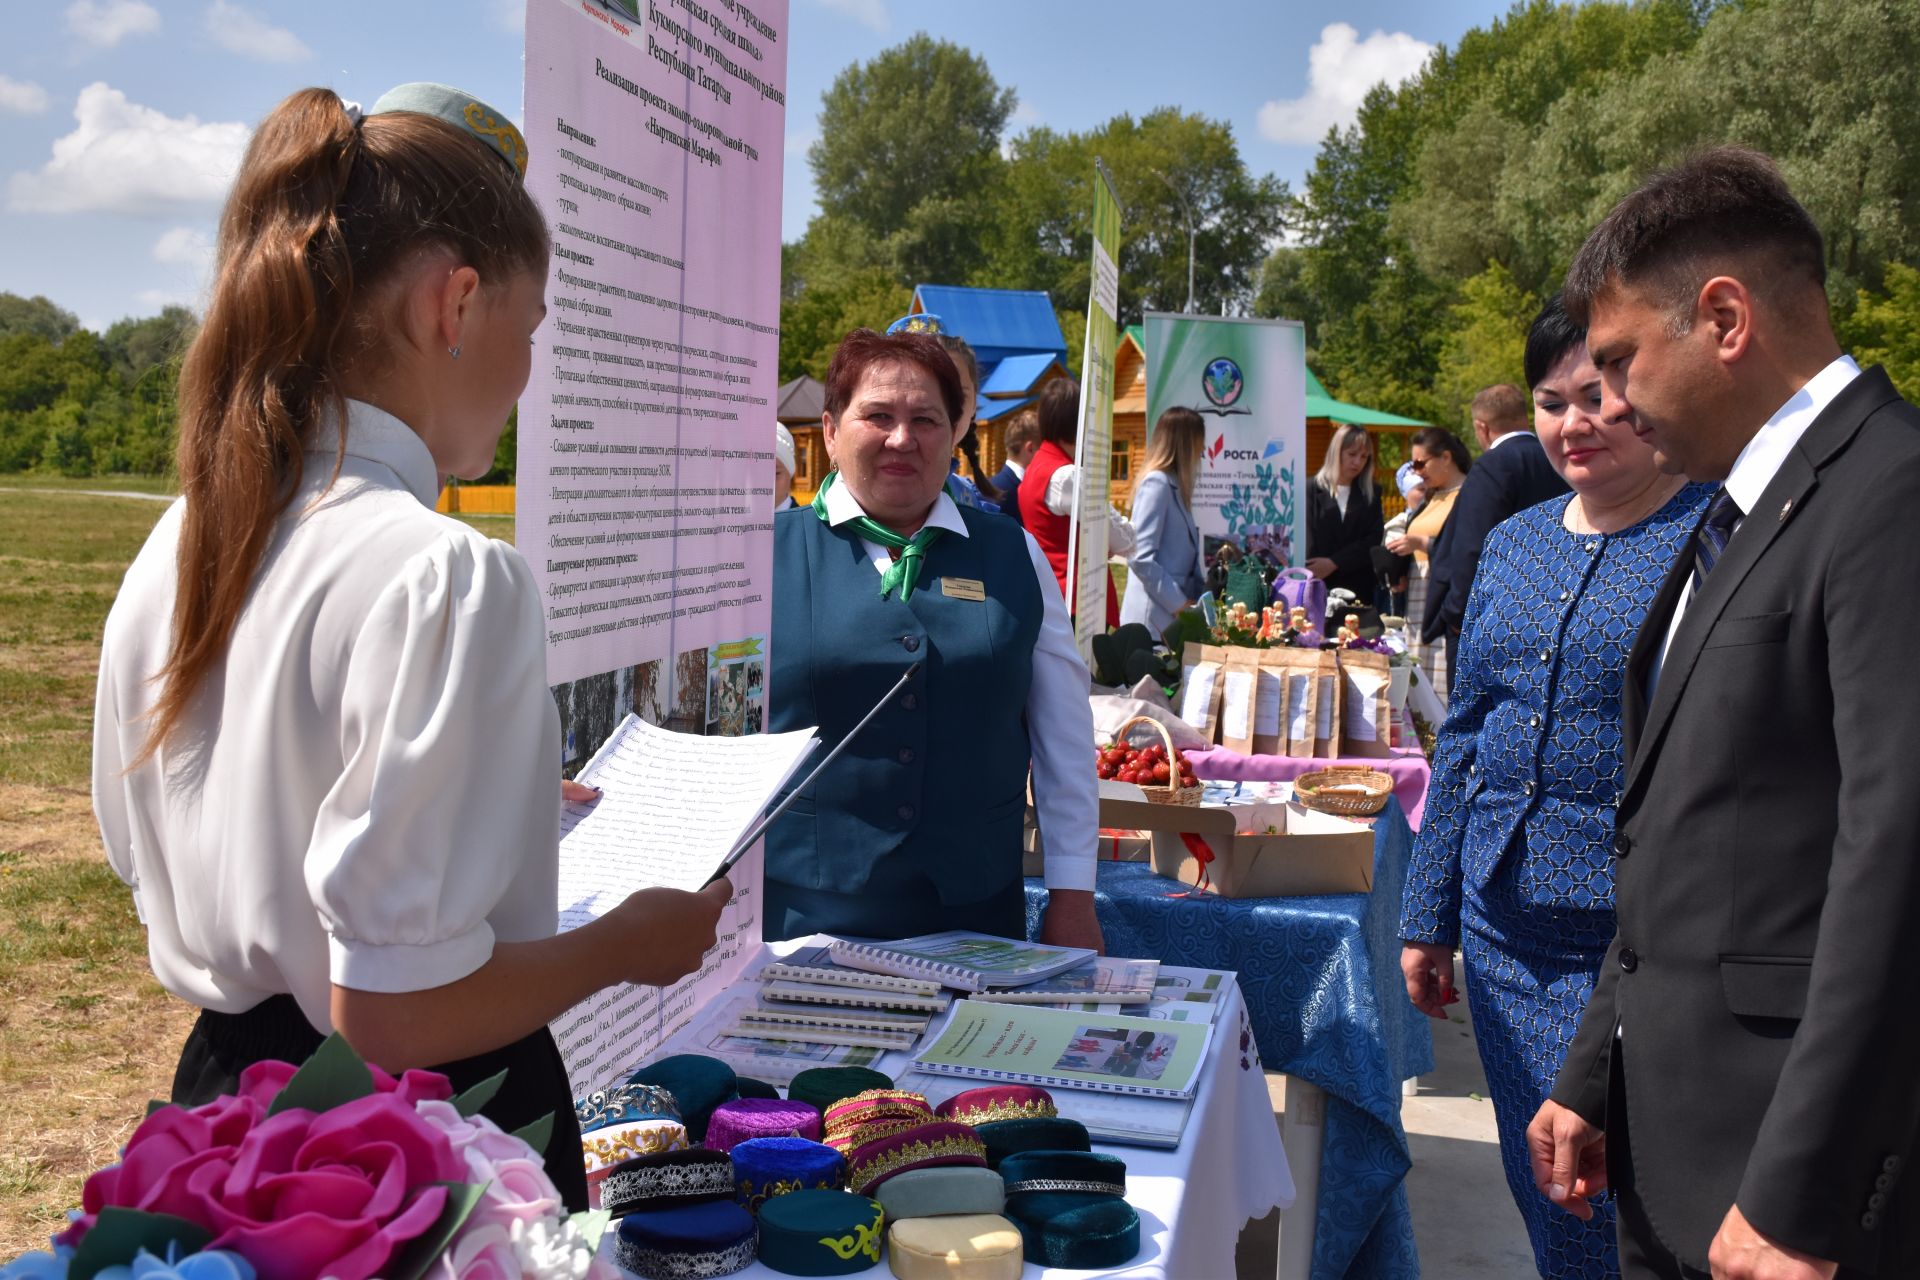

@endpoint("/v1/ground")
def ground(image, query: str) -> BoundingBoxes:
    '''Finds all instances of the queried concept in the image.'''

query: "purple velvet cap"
[703,1096,822,1153]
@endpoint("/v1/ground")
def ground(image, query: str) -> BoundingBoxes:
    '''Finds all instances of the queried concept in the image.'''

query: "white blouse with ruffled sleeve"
[92,400,560,1033]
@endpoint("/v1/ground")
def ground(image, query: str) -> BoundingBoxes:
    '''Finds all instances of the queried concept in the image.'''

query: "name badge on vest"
[941,576,986,601]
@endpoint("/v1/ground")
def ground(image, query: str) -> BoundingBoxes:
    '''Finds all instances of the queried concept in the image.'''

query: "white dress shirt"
[1005,458,1027,481]
[820,480,1097,892]
[1041,462,1137,555]
[1484,428,1530,452]
[93,400,561,1032]
[1652,354,1862,686]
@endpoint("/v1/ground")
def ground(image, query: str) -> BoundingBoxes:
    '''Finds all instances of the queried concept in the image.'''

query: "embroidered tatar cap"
[576,1081,682,1131]
[757,1189,886,1276]
[627,1053,740,1144]
[600,1148,736,1219]
[998,1150,1140,1270]
[932,1086,1057,1128]
[614,1199,759,1280]
[971,1116,1092,1170]
[732,1136,847,1212]
[367,81,528,178]
[788,1066,895,1115]
[823,1090,933,1143]
[705,1097,823,1153]
[581,1117,691,1204]
[847,1121,988,1197]
[874,1165,1006,1221]
[886,312,947,336]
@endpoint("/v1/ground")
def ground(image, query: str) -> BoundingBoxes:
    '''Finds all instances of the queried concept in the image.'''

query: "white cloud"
[204,1,311,62]
[819,0,887,34]
[7,82,249,216]
[1001,100,1042,158]
[0,76,50,115]
[135,287,197,311]
[1256,23,1432,145]
[153,225,215,270]
[66,0,162,48]
[785,126,817,157]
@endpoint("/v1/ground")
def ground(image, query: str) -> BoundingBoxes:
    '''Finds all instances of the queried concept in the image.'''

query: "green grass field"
[0,483,512,1253]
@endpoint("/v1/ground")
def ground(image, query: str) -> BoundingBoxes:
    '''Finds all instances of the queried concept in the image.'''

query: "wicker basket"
[1109,715,1204,807]
[1293,766,1393,817]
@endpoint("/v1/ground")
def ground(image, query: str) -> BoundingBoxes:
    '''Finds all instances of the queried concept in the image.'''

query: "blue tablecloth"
[1025,796,1432,1280]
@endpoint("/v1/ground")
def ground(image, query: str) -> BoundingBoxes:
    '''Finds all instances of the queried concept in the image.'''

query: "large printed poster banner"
[1141,314,1307,561]
[521,0,788,1094]
[1068,160,1122,658]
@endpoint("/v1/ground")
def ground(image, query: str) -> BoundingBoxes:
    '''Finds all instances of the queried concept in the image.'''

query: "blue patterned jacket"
[1399,485,1714,952]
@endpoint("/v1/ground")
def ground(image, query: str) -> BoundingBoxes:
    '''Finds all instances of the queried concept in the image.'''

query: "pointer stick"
[702,661,922,889]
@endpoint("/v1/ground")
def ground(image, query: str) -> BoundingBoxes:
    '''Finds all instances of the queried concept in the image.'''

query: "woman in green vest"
[766,326,1103,950]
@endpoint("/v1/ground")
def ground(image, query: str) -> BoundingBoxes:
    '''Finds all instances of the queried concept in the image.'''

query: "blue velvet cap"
[757,1189,886,1276]
[999,1149,1136,1269]
[614,1200,759,1279]
[997,1149,1127,1197]
[628,1054,740,1144]
[732,1136,847,1211]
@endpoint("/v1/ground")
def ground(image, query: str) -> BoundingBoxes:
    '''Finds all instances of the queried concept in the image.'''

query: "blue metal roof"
[979,353,1065,399]
[912,285,1067,366]
[975,393,1036,424]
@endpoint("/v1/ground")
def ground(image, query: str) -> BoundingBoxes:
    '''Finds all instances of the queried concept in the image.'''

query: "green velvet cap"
[737,1076,783,1100]
[1002,1191,1140,1270]
[971,1117,1091,1170]
[788,1066,894,1115]
[628,1054,740,1144]
[366,82,527,178]
[874,1165,1005,1221]
[757,1189,886,1276]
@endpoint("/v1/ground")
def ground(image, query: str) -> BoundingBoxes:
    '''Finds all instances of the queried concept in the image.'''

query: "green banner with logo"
[1141,313,1307,564]
[1068,159,1123,656]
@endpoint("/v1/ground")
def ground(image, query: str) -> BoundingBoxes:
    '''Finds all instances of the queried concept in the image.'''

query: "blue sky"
[0,0,1515,331]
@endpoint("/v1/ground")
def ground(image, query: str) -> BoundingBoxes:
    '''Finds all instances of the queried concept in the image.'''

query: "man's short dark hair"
[1470,384,1529,433]
[1563,146,1826,329]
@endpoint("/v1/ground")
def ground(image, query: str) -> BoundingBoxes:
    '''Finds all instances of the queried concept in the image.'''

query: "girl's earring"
[448,346,462,360]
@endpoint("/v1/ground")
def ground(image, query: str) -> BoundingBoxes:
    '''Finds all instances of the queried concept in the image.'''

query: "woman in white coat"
[1119,407,1207,635]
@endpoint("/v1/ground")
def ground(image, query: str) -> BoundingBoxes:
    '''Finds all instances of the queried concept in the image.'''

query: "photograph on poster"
[707,637,768,737]
[552,658,666,778]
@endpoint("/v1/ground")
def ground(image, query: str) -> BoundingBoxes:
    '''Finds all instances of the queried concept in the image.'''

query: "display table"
[601,941,1293,1279]
[1184,746,1433,831]
[1025,797,1432,1280]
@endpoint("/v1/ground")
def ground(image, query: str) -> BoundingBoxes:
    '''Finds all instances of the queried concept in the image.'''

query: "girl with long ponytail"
[92,85,728,1208]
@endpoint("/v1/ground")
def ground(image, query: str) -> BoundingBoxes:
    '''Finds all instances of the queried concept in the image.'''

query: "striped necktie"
[1691,489,1744,592]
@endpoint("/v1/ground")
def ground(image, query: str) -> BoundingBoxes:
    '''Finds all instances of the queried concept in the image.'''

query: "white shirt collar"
[304,398,443,508]
[822,475,971,539]
[1006,458,1027,480]
[1485,429,1531,451]
[1722,354,1862,515]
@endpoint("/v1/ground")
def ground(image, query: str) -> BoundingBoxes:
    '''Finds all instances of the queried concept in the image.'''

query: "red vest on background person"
[1018,438,1119,627]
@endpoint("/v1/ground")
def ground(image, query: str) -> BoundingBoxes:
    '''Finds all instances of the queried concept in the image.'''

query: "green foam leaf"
[266,1031,375,1117]
[451,1068,508,1118]
[510,1111,555,1155]
[69,1208,212,1280]
[568,1207,613,1251]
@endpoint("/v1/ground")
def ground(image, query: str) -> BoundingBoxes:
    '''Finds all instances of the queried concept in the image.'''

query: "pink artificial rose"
[415,1101,569,1252]
[430,1223,521,1280]
[80,1092,464,1280]
[61,1093,267,1246]
[235,1060,454,1111]
[413,1102,536,1172]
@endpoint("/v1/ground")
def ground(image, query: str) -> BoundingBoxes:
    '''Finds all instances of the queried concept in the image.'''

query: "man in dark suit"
[988,409,1040,528]
[1527,147,1920,1280]
[1428,384,1570,645]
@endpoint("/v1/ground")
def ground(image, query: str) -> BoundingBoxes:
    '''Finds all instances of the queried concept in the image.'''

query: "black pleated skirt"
[173,994,587,1210]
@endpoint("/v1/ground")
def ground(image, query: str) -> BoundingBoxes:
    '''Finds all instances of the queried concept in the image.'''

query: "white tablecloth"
[599,941,1293,1279]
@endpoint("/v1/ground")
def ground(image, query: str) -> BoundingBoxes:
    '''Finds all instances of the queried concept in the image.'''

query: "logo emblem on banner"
[1199,357,1250,417]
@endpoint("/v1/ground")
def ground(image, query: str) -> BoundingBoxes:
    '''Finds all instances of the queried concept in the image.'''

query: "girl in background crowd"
[1119,406,1206,635]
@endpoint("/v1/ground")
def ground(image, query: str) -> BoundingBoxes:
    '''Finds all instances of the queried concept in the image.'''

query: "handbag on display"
[1274,567,1327,627]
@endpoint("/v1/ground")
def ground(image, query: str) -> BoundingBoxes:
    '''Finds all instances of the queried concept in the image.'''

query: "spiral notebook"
[911,1000,1213,1099]
[828,931,1095,993]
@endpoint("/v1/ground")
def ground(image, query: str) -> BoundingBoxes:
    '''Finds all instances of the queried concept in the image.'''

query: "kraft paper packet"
[1339,648,1393,747]
[1219,647,1263,754]
[1313,649,1345,758]
[1252,649,1289,756]
[1269,646,1320,758]
[1179,642,1227,742]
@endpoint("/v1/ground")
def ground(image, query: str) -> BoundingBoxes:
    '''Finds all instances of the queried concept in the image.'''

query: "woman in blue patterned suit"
[1399,295,1714,1278]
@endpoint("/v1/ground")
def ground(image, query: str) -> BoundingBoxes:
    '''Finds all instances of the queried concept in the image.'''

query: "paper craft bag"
[1269,647,1320,758]
[1313,650,1344,758]
[1251,650,1289,756]
[1218,648,1262,754]
[1179,642,1227,743]
[1339,648,1394,758]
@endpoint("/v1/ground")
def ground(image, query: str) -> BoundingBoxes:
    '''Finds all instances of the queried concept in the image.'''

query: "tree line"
[10,0,1918,479]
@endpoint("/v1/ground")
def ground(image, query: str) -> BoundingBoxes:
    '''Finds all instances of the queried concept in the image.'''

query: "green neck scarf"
[812,471,947,601]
